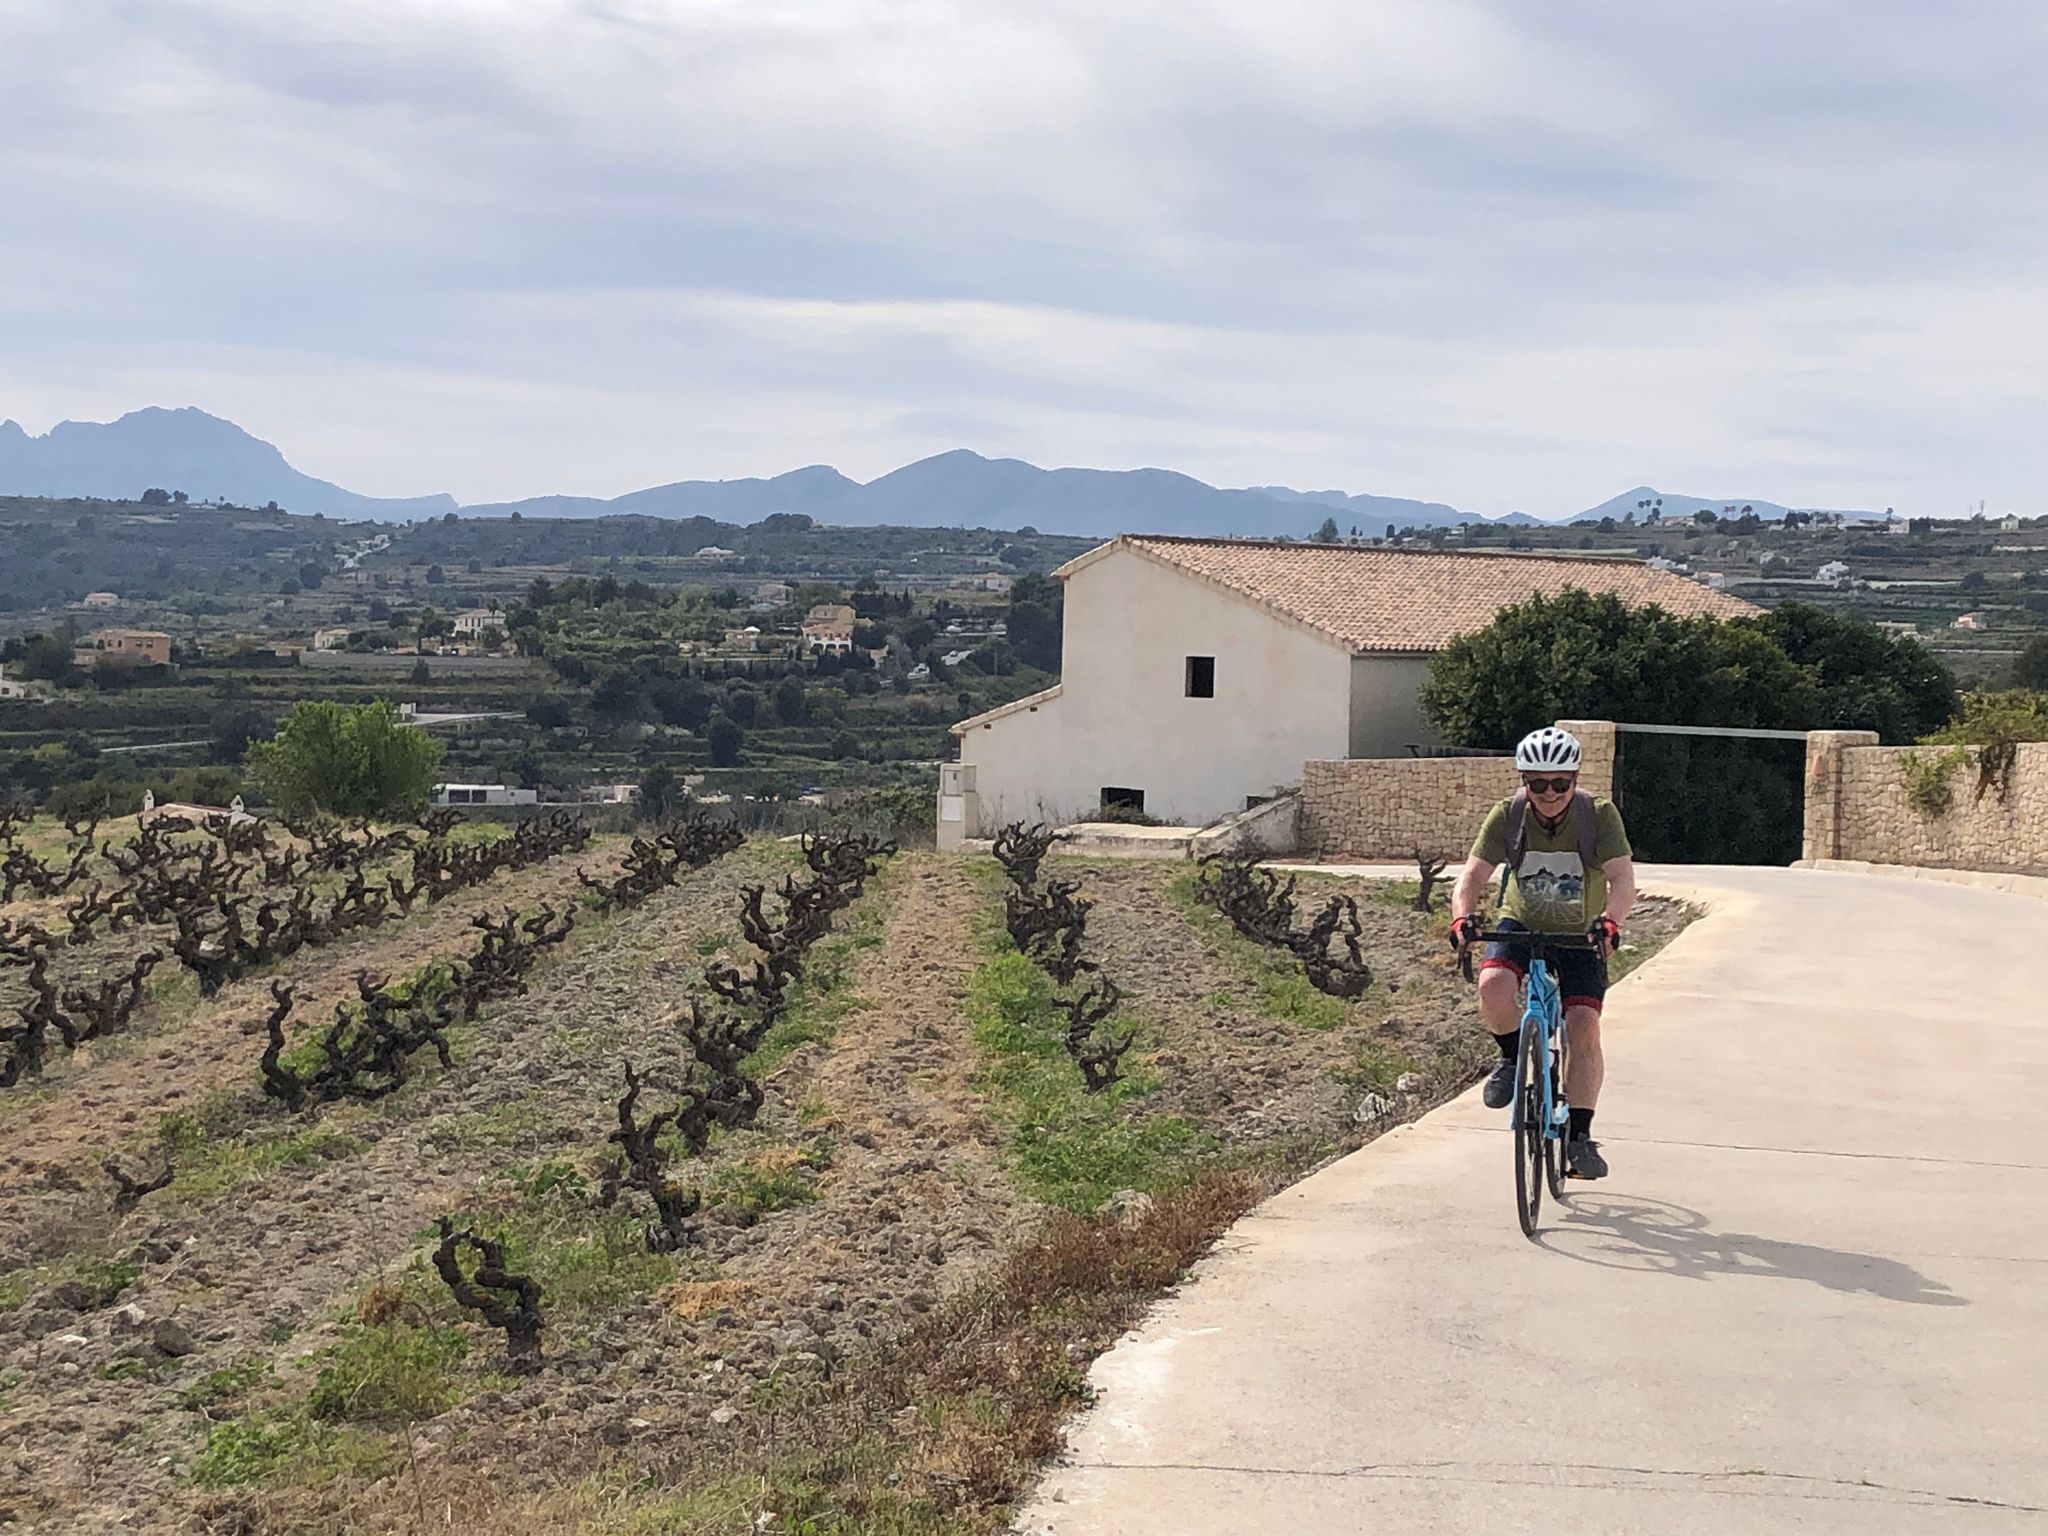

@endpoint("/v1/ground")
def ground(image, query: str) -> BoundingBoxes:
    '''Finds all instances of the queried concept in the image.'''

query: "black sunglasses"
[1523,775,1577,796]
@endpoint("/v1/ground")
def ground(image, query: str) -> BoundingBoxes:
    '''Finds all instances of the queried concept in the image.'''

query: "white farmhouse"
[1817,561,1851,584]
[451,609,499,640]
[949,535,1757,827]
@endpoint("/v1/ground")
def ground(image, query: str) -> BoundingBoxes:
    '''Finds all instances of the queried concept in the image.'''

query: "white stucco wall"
[1348,655,1439,758]
[956,549,1355,826]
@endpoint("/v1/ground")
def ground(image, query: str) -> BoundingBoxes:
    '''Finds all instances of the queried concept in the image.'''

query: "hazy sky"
[3,1,2044,514]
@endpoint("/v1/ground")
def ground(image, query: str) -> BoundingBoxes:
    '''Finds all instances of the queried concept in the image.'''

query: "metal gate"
[1611,723,1811,866]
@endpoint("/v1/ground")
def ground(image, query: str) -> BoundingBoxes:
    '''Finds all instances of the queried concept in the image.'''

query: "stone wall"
[1299,720,1616,860]
[1803,738,2048,875]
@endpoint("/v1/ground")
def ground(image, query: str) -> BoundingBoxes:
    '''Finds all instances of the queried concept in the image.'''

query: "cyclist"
[1448,726,1636,1180]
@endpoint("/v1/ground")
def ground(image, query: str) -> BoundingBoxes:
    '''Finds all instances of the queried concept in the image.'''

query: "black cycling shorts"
[1479,917,1608,1014]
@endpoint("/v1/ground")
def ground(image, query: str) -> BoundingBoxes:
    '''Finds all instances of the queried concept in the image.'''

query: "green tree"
[1756,603,1956,742]
[7,629,79,682]
[591,671,646,725]
[1312,516,1341,544]
[2014,635,2048,691]
[1006,572,1063,671]
[723,686,759,727]
[526,696,572,729]
[1419,590,1819,744]
[298,562,325,589]
[708,715,742,767]
[243,700,442,819]
[967,637,1017,676]
[772,676,808,727]
[637,763,683,821]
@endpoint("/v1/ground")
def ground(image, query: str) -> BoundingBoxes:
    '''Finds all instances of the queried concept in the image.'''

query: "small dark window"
[1185,655,1215,698]
[1101,787,1145,813]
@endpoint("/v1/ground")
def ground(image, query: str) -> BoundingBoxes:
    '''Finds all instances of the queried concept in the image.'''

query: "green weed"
[72,1256,140,1308]
[164,1118,369,1201]
[701,1145,826,1224]
[966,947,1207,1211]
[187,1407,392,1489]
[180,1358,274,1411]
[307,1321,468,1426]
[425,1094,548,1153]
[1343,1041,1421,1096]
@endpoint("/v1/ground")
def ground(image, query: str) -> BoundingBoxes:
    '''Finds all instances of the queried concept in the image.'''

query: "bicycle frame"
[1517,957,1570,1149]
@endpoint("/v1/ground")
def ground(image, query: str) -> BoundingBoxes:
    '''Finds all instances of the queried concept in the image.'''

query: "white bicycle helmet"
[1514,726,1582,773]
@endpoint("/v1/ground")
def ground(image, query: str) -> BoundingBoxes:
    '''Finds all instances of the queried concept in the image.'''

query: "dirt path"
[736,851,1023,1309]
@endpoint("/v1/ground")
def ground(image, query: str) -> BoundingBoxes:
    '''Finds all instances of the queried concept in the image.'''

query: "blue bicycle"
[1463,931,1598,1237]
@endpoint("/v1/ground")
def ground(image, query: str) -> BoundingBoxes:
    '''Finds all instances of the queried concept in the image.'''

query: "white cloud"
[1,0,2045,514]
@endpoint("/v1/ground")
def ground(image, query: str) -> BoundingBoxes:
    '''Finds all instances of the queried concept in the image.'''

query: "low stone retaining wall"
[299,651,538,676]
[1803,735,2048,875]
[1299,720,1615,860]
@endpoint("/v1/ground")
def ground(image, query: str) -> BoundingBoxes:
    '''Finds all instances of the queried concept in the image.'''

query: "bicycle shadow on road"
[1536,1195,1968,1307]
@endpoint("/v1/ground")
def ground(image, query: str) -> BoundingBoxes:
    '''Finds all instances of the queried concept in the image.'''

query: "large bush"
[244,700,443,819]
[1921,690,2048,746]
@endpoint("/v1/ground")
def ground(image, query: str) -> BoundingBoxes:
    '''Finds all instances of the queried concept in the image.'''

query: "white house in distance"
[947,535,1758,828]
[451,608,499,640]
[1817,560,1851,584]
[803,604,857,654]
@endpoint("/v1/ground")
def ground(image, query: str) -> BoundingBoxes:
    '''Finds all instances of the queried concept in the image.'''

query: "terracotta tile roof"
[1072,536,1760,653]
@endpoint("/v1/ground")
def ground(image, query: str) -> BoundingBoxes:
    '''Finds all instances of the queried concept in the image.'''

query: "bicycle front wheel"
[1513,1021,1543,1238]
[1545,1026,1571,1201]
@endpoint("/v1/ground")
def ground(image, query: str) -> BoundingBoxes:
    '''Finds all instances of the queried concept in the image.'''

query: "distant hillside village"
[1,487,2043,828]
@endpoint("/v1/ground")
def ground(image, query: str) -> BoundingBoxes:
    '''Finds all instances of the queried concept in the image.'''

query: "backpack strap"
[1503,789,1531,873]
[1572,789,1598,869]
[1498,789,1529,906]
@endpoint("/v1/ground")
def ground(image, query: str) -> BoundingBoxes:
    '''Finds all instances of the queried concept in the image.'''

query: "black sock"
[1492,1030,1518,1062]
[1569,1107,1594,1140]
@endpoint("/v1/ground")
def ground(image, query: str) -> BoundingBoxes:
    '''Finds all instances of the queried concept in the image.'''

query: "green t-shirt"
[1469,795,1632,931]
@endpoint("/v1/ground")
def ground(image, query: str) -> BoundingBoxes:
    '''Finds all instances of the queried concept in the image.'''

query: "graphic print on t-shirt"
[1515,849,1588,931]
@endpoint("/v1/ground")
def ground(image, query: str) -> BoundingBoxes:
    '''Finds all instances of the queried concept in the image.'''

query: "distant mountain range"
[0,407,458,520]
[0,406,1890,537]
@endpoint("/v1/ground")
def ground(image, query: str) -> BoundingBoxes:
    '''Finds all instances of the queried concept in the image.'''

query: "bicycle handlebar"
[1456,929,1603,982]
[1469,930,1601,950]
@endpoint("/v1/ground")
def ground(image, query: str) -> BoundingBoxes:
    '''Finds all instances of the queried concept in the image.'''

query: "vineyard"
[0,813,1691,1534]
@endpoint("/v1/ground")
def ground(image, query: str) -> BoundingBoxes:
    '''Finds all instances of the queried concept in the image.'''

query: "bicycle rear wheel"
[1513,1021,1543,1237]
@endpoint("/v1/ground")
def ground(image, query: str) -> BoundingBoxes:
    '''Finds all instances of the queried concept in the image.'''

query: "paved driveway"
[1020,866,2048,1534]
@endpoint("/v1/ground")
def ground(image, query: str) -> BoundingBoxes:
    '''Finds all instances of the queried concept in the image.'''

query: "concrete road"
[1020,867,2048,1534]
